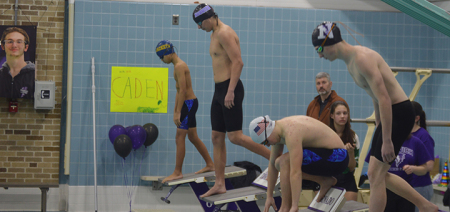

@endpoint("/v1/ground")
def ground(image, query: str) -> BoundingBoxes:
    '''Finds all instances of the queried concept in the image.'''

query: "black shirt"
[0,61,35,99]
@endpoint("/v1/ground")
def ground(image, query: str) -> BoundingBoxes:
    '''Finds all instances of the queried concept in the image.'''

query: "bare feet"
[162,173,183,184]
[195,165,215,174]
[199,184,226,198]
[316,176,337,202]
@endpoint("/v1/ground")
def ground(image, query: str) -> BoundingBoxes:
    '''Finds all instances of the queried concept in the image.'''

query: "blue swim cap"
[155,40,174,59]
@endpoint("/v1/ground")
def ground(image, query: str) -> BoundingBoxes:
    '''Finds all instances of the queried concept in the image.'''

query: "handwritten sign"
[110,66,168,113]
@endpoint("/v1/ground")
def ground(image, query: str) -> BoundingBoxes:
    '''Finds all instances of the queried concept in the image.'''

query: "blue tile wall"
[70,0,450,185]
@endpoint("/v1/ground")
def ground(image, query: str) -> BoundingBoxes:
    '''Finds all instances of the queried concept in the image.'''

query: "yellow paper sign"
[110,66,168,113]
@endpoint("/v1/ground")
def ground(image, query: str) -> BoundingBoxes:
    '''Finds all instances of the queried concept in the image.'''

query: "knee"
[175,130,186,140]
[187,131,197,141]
[211,132,225,145]
[367,170,386,185]
[275,154,289,171]
[227,132,243,146]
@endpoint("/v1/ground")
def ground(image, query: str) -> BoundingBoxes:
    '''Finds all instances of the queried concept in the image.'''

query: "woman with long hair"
[329,101,359,201]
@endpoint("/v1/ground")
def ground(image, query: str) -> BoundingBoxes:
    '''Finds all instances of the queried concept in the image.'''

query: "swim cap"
[193,3,216,25]
[155,40,174,59]
[311,22,343,47]
[249,115,276,144]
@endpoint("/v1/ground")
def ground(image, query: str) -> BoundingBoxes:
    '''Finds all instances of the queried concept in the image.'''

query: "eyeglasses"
[260,117,269,146]
[3,40,27,45]
[316,24,335,54]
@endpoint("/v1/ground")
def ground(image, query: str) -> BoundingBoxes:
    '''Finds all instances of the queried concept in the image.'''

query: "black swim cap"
[193,3,216,25]
[311,22,343,47]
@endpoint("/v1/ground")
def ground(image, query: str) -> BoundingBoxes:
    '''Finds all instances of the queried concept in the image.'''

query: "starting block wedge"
[299,186,368,212]
[152,166,247,212]
[201,167,282,212]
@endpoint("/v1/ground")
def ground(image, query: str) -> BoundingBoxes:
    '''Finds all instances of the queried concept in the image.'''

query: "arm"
[403,138,434,175]
[285,134,303,211]
[266,144,284,198]
[173,64,187,126]
[356,56,393,163]
[264,144,284,212]
[347,143,357,172]
[174,93,179,113]
[373,100,381,126]
[218,31,243,108]
[403,161,434,176]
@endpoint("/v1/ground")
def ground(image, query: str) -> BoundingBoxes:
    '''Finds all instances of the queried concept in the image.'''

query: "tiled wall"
[70,0,450,186]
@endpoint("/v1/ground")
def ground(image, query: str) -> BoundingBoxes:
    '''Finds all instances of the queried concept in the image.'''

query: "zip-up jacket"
[0,61,35,99]
[306,90,347,126]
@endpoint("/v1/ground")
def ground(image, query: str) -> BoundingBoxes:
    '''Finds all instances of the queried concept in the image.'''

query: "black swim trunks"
[210,79,244,132]
[334,171,358,192]
[302,148,349,177]
[370,100,415,164]
[178,98,198,130]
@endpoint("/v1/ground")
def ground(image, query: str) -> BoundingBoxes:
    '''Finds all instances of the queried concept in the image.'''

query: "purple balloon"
[127,125,147,150]
[109,125,126,145]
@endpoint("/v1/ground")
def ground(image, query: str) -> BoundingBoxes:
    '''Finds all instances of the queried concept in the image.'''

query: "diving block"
[201,168,282,212]
[300,201,369,212]
[140,176,164,190]
[158,166,247,212]
[299,187,369,212]
[160,166,246,186]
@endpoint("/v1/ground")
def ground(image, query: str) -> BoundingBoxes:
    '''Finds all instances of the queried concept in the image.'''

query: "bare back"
[346,46,408,104]
[209,24,240,83]
[174,61,196,100]
[278,116,345,150]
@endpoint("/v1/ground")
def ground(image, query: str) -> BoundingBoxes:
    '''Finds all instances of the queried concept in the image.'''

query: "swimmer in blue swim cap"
[311,21,440,212]
[192,3,271,198]
[155,40,215,183]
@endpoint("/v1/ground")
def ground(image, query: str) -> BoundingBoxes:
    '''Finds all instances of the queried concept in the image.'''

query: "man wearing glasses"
[0,27,35,99]
[312,22,439,212]
[249,115,348,212]
[192,3,270,198]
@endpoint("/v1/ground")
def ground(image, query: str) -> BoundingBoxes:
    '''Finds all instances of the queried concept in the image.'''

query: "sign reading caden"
[110,66,168,113]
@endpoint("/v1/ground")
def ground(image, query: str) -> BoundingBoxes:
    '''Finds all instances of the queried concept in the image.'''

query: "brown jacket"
[306,90,347,126]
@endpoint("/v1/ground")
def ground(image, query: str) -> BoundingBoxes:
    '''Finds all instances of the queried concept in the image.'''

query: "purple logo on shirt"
[20,87,28,98]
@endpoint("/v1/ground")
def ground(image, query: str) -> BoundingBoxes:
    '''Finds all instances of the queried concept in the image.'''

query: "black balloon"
[114,134,133,159]
[143,123,159,147]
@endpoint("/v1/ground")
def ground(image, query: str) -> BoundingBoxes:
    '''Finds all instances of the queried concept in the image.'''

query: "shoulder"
[331,91,346,101]
[354,48,379,68]
[174,62,188,73]
[409,135,424,146]
[306,96,319,108]
[217,25,237,41]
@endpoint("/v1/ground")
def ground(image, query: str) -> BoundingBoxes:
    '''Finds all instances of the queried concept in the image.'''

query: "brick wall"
[0,0,64,183]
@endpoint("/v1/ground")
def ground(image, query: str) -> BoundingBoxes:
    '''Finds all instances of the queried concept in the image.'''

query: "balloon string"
[131,148,145,197]
[123,159,132,211]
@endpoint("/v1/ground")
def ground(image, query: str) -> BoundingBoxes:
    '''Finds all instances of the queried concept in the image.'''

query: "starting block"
[299,187,369,212]
[201,168,282,212]
[154,166,246,212]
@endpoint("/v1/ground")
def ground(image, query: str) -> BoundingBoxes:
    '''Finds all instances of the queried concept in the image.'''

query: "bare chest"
[348,63,368,90]
[209,36,225,58]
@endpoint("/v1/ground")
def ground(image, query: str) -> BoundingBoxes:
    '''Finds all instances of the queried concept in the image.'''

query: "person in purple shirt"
[365,135,433,212]
[411,101,435,212]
